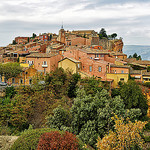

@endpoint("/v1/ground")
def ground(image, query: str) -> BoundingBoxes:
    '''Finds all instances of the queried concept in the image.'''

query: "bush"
[144,136,150,142]
[10,128,55,150]
[37,131,80,150]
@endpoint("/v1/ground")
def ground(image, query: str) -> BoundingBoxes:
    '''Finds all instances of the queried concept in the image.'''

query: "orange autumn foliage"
[37,131,80,150]
[97,115,147,150]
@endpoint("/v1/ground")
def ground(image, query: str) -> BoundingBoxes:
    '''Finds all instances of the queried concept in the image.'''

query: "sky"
[0,0,150,46]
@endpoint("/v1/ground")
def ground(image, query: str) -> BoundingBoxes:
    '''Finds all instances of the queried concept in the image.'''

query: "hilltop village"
[0,27,150,88]
[1,28,150,149]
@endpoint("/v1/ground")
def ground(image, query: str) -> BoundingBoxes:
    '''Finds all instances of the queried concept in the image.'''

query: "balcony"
[42,64,48,68]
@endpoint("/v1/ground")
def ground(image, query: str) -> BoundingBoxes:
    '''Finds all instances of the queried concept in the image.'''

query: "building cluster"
[0,27,150,90]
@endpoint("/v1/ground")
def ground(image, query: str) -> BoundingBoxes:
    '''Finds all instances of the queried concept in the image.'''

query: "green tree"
[111,33,117,39]
[0,63,23,81]
[133,53,138,58]
[49,34,52,41]
[99,28,107,39]
[148,66,150,72]
[47,88,141,148]
[128,55,132,58]
[46,106,72,130]
[32,33,37,38]
[12,40,17,45]
[79,77,102,96]
[119,80,148,117]
[134,53,142,60]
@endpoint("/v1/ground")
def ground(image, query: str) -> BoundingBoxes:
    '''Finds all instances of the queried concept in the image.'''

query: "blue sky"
[0,0,150,46]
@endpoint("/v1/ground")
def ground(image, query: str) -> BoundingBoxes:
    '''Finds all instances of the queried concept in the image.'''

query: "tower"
[58,24,65,44]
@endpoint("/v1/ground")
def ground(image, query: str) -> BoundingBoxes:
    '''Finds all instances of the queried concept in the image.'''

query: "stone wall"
[0,136,18,150]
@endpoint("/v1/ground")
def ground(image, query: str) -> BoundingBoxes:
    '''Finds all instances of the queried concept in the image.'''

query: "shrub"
[10,128,55,150]
[37,131,80,150]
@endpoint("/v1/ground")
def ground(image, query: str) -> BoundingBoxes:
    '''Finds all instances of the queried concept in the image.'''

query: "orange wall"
[26,54,62,73]
[110,67,129,74]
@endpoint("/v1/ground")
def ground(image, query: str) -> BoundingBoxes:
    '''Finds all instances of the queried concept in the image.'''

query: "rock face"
[99,39,123,52]
[0,136,18,150]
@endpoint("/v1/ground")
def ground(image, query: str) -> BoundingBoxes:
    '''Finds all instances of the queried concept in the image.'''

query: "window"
[43,61,47,65]
[98,66,102,72]
[90,57,93,59]
[97,54,99,57]
[20,79,23,84]
[120,78,124,81]
[101,54,104,57]
[78,64,80,68]
[83,66,84,69]
[121,70,124,73]
[89,66,92,72]
[79,57,81,60]
[29,79,32,85]
[12,78,15,84]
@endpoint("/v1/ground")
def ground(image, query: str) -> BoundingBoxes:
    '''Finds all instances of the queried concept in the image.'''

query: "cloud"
[0,0,150,46]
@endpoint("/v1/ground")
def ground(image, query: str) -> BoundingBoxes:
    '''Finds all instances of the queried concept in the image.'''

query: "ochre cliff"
[99,39,123,52]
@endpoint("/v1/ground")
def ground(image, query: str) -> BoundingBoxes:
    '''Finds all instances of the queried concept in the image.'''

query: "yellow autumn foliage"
[97,115,147,150]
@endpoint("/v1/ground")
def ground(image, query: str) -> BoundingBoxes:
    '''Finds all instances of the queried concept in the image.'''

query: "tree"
[46,106,72,130]
[111,33,117,39]
[0,63,23,81]
[12,40,17,45]
[49,34,52,41]
[47,88,141,148]
[97,115,147,150]
[148,66,150,72]
[32,33,37,38]
[99,28,107,39]
[119,80,148,117]
[128,55,132,58]
[37,131,80,150]
[130,53,142,60]
[79,77,103,96]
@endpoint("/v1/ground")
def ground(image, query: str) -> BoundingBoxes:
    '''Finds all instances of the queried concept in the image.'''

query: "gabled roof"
[58,57,81,63]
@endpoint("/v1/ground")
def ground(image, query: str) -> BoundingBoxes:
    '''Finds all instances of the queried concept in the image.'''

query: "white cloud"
[0,0,150,46]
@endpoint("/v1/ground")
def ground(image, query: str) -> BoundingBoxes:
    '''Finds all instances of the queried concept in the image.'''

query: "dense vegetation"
[0,68,149,149]
[10,127,54,150]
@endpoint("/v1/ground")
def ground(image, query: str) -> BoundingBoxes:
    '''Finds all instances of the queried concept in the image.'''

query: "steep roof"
[58,57,81,63]
[26,53,58,58]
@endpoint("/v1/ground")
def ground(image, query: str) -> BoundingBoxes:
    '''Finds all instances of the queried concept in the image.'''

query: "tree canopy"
[47,88,142,148]
[112,80,148,118]
[99,28,107,39]
[0,62,23,81]
[128,53,142,60]
[97,115,147,150]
